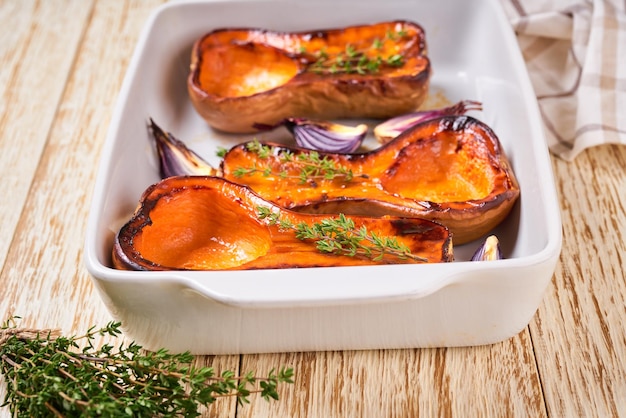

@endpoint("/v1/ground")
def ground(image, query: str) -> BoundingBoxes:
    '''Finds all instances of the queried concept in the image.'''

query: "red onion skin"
[374,100,483,143]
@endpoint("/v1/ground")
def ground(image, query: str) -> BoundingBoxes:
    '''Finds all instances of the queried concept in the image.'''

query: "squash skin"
[188,21,431,133]
[219,116,520,245]
[113,176,453,271]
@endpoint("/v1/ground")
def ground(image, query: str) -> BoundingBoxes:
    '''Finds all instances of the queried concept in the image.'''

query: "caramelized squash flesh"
[132,186,272,270]
[379,131,495,202]
[113,177,453,271]
[197,43,299,98]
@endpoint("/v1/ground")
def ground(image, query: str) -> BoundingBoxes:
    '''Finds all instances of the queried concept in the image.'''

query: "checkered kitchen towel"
[500,0,626,160]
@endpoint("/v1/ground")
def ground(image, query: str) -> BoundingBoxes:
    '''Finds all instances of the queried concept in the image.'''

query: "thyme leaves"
[301,29,409,75]
[232,139,360,185]
[257,207,427,263]
[0,318,293,417]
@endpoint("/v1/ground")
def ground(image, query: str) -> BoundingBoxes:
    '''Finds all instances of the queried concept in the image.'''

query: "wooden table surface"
[1,1,624,417]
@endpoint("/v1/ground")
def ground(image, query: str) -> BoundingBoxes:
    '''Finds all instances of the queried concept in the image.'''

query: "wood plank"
[0,0,92,270]
[530,145,626,417]
[239,330,546,417]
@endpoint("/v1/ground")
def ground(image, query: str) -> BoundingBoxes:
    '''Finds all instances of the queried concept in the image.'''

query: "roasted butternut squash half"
[188,20,431,133]
[219,116,520,244]
[113,176,453,271]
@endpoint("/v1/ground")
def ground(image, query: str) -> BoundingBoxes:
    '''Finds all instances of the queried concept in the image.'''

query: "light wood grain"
[0,0,158,335]
[0,1,625,417]
[239,331,546,418]
[531,144,626,418]
[0,0,92,270]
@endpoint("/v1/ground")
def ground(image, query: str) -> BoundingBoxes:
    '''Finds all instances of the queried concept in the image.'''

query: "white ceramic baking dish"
[84,0,562,354]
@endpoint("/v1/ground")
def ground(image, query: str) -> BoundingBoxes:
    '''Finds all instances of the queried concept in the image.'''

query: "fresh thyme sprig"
[257,207,427,262]
[301,29,408,75]
[0,317,294,417]
[232,139,361,185]
[216,146,229,158]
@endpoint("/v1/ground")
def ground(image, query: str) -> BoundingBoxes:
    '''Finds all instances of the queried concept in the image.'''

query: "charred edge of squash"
[114,182,169,271]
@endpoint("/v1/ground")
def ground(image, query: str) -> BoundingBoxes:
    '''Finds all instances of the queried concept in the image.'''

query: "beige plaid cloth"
[500,0,626,160]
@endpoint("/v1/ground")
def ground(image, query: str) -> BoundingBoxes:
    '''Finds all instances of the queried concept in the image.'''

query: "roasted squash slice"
[219,115,520,244]
[188,20,431,133]
[113,176,453,271]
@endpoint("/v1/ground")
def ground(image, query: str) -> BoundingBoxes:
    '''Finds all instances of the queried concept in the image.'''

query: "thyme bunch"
[0,318,293,417]
[302,29,408,75]
[257,207,427,262]
[232,140,361,185]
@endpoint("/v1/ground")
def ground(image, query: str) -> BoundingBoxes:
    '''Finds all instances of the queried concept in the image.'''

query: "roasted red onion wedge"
[255,118,368,153]
[149,119,217,178]
[374,100,483,143]
[471,235,503,261]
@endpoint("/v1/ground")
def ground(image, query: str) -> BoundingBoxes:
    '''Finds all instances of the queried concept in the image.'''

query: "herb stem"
[44,401,64,418]
[257,208,427,262]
